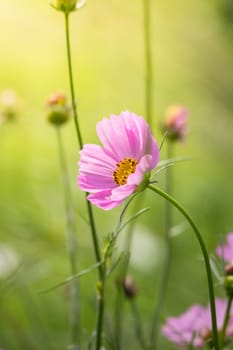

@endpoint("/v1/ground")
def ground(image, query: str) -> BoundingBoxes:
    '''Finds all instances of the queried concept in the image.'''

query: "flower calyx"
[161,105,188,142]
[46,92,70,126]
[50,0,86,14]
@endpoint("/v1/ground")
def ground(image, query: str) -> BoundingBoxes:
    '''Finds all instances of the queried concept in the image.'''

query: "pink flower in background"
[46,91,66,107]
[162,105,188,142]
[0,89,19,123]
[78,111,160,210]
[163,299,233,349]
[216,232,233,262]
[202,299,233,338]
[162,305,206,348]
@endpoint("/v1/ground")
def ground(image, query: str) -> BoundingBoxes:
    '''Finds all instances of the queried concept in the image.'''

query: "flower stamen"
[113,157,138,186]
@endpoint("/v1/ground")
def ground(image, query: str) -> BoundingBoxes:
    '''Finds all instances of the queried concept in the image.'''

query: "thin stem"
[114,286,124,350]
[95,195,141,350]
[64,10,103,350]
[220,296,233,349]
[112,194,142,349]
[95,263,106,350]
[148,185,219,350]
[143,0,153,126]
[64,12,83,148]
[86,199,102,277]
[130,299,148,350]
[150,143,173,348]
[64,12,102,277]
[56,127,80,349]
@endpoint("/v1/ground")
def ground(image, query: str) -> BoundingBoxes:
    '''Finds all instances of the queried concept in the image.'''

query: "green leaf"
[39,261,103,294]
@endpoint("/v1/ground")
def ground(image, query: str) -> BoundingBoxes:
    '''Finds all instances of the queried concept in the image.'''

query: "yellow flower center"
[113,157,138,186]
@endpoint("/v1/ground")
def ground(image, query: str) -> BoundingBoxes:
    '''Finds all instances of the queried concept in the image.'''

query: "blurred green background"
[0,0,233,349]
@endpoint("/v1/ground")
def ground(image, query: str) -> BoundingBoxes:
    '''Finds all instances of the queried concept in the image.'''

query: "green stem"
[143,0,152,126]
[56,127,80,349]
[150,143,173,348]
[220,295,233,349]
[130,299,147,350]
[113,194,145,349]
[95,263,106,350]
[64,12,83,148]
[64,12,102,277]
[114,286,124,350]
[95,195,140,350]
[64,12,103,350]
[148,185,219,350]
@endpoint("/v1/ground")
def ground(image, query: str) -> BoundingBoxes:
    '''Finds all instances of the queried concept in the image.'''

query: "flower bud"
[120,276,137,299]
[224,261,233,297]
[46,92,70,126]
[0,89,19,124]
[162,105,188,142]
[50,0,86,13]
[225,261,233,276]
[224,275,233,297]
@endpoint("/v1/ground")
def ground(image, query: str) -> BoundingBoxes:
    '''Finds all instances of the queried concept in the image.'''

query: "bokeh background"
[0,0,233,349]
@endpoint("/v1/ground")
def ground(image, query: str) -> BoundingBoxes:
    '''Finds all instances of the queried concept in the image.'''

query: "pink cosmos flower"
[216,232,233,262]
[78,111,160,210]
[162,305,206,348]
[202,299,233,338]
[163,298,233,349]
[162,105,188,142]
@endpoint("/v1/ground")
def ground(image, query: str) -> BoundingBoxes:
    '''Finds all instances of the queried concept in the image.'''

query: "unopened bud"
[225,261,233,276]
[162,105,188,142]
[50,0,86,13]
[224,275,233,297]
[0,89,19,124]
[96,280,103,300]
[123,276,137,299]
[46,92,70,126]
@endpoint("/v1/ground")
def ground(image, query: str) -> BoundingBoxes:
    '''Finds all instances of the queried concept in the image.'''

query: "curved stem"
[148,185,219,350]
[220,295,233,349]
[143,0,152,126]
[150,143,173,348]
[64,12,102,277]
[56,127,80,349]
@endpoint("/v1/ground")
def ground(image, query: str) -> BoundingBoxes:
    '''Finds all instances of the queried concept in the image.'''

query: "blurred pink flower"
[163,298,233,349]
[203,299,233,337]
[46,91,66,107]
[78,111,160,210]
[0,89,19,123]
[162,105,188,142]
[216,232,233,262]
[162,304,206,348]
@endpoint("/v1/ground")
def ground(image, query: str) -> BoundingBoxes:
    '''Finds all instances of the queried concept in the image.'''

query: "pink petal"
[127,155,154,186]
[227,232,233,246]
[78,144,117,192]
[162,305,206,348]
[216,232,233,262]
[78,174,116,192]
[87,190,125,210]
[96,111,159,162]
[110,184,136,201]
[77,112,160,210]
